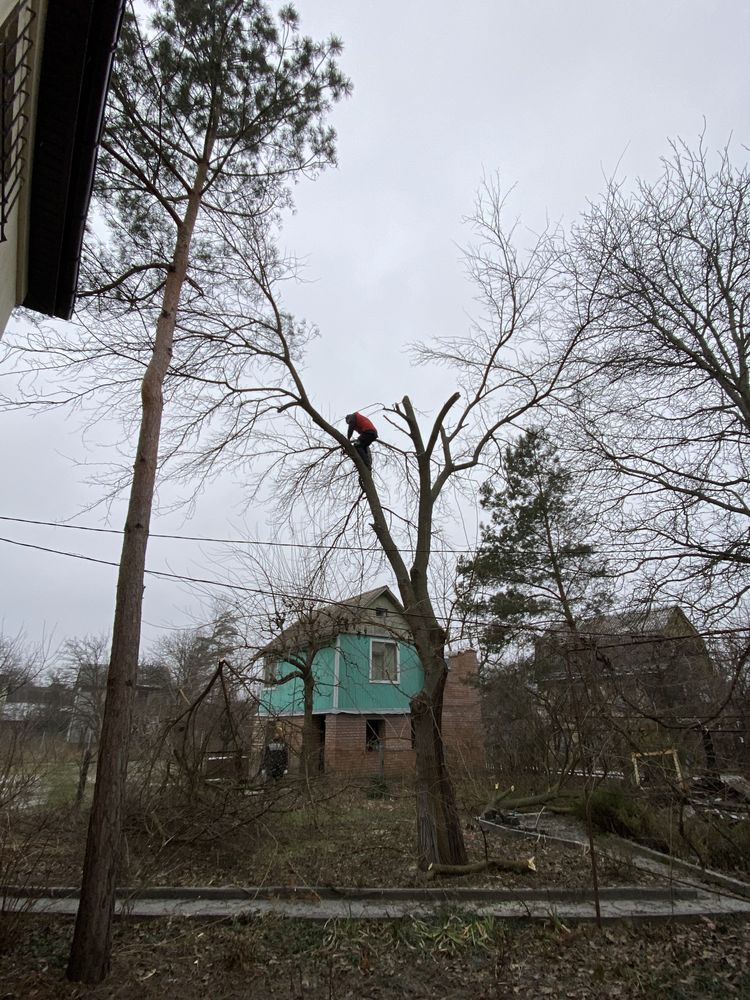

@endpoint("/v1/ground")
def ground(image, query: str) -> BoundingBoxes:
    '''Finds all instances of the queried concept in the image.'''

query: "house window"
[264,656,278,684]
[370,639,398,683]
[0,1,34,242]
[365,717,384,752]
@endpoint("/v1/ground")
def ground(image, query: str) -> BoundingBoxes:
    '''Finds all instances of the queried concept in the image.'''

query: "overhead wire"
[0,513,721,559]
[2,532,750,647]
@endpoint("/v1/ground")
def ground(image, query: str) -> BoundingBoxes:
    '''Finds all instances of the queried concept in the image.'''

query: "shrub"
[572,788,667,849]
[366,775,389,800]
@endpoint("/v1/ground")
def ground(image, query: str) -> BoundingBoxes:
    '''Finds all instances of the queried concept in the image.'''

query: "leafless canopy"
[562,139,750,619]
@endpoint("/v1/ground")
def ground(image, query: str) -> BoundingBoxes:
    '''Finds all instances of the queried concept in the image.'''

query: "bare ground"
[1,912,749,999]
[2,780,750,998]
[2,782,667,892]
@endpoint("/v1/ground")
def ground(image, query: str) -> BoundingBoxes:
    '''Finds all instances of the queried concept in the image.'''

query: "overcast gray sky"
[1,0,748,657]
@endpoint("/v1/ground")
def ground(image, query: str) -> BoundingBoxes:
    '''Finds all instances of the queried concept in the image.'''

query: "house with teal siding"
[259,587,484,776]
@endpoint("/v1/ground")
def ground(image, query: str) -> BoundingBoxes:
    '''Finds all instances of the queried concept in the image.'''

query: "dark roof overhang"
[22,0,125,319]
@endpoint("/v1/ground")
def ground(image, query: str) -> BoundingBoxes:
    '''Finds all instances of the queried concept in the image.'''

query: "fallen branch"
[426,857,536,880]
[484,783,569,815]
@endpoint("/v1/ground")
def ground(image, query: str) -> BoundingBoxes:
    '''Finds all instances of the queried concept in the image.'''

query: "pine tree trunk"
[66,338,169,981]
[67,144,212,984]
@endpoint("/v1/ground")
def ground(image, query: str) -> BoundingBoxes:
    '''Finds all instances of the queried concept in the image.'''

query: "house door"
[312,715,326,773]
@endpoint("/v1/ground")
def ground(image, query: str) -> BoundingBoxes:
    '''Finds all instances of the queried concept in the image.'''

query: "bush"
[572,788,668,849]
[366,775,389,800]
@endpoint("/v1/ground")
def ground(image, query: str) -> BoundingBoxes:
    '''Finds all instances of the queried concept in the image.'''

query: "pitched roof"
[341,586,403,612]
[578,604,692,638]
[263,586,404,656]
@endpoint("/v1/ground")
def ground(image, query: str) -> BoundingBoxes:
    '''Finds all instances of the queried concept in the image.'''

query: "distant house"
[259,586,484,776]
[0,678,70,734]
[0,0,125,336]
[534,604,721,776]
[66,667,171,745]
[536,604,715,718]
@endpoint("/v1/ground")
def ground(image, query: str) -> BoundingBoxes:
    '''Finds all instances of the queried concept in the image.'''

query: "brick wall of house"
[269,648,484,778]
[442,648,485,772]
[272,712,416,776]
[324,712,416,776]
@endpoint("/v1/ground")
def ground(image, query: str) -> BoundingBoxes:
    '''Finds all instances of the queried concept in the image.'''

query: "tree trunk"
[301,672,316,781]
[410,647,467,870]
[425,857,535,879]
[74,737,93,811]
[67,143,213,984]
[66,349,168,981]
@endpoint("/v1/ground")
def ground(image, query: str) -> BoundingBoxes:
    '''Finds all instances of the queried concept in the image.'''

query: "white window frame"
[263,655,278,685]
[369,638,399,684]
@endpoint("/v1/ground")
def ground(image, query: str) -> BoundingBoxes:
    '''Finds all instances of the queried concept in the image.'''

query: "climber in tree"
[345,411,378,469]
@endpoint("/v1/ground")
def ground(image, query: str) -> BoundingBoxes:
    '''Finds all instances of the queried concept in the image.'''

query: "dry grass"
[1,912,749,999]
[3,777,749,998]
[0,777,663,892]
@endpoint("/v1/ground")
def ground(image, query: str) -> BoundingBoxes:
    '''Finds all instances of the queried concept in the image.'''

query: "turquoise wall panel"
[260,634,423,716]
[337,634,422,712]
[260,646,335,715]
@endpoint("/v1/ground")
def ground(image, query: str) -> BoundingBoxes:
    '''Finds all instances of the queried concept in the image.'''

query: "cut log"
[483,783,569,815]
[425,857,536,879]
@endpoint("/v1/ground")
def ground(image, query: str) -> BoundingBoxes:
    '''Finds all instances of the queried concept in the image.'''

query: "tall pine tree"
[67,1,349,983]
[458,427,611,661]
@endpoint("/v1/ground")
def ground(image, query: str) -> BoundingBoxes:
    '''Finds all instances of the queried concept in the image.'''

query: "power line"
[0,513,722,559]
[2,533,750,644]
[0,514,383,553]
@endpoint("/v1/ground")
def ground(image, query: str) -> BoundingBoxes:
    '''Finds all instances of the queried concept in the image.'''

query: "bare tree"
[562,137,750,621]
[149,610,247,790]
[154,611,239,706]
[0,628,46,698]
[181,179,583,869]
[0,630,51,811]
[61,635,110,809]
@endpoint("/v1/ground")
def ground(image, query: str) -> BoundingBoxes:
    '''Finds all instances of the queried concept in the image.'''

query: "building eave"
[22,0,125,319]
[258,707,411,718]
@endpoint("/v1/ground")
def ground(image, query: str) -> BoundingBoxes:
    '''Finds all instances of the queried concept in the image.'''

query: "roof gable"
[579,604,696,638]
[264,586,407,657]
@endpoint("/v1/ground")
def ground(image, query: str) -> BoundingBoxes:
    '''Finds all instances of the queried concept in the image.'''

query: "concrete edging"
[600,834,750,900]
[2,883,699,903]
[477,818,750,901]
